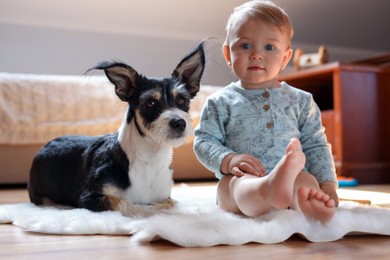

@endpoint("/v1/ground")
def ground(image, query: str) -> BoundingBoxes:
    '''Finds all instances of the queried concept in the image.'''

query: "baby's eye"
[241,43,251,50]
[265,44,275,51]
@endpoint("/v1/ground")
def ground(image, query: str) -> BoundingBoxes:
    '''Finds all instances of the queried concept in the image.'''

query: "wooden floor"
[1,183,390,259]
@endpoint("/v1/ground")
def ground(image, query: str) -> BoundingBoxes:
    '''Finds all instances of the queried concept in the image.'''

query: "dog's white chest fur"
[118,120,174,204]
[126,148,173,204]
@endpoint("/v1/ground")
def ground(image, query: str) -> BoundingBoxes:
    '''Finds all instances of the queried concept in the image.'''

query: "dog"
[28,42,205,217]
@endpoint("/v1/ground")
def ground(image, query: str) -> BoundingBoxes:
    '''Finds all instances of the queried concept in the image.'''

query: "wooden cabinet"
[278,62,390,184]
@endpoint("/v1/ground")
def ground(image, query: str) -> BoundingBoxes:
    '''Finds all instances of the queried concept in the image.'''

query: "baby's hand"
[227,154,266,177]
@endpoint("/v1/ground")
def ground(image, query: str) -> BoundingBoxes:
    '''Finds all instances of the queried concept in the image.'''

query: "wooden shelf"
[278,62,390,184]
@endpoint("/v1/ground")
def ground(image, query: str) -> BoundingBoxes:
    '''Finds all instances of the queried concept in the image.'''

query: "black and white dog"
[28,42,205,217]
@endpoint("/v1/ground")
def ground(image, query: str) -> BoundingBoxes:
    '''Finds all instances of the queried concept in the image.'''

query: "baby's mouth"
[248,66,265,71]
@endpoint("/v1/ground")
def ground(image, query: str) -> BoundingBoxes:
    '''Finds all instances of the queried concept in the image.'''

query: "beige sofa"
[0,73,217,184]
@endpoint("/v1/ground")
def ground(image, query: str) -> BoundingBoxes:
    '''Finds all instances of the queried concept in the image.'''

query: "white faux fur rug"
[1,185,390,247]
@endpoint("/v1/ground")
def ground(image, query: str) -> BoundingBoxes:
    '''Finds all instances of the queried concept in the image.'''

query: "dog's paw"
[154,198,176,210]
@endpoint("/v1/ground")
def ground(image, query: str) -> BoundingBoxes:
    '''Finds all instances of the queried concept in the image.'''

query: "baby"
[194,0,338,223]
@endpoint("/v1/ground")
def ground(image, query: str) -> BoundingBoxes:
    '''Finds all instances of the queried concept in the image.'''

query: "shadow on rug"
[1,185,390,247]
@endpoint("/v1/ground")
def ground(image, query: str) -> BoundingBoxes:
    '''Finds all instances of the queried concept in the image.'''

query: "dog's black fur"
[28,42,205,217]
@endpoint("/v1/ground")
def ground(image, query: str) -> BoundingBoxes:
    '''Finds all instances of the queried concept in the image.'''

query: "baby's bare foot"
[297,187,335,223]
[267,138,306,209]
[286,138,302,153]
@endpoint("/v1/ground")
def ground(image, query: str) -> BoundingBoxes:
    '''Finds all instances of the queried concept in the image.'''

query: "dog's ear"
[172,42,205,98]
[87,61,138,102]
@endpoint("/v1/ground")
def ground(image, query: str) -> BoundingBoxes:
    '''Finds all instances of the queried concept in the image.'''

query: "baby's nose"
[250,52,263,60]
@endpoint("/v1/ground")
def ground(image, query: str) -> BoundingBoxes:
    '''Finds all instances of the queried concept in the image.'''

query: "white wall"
[0,0,242,86]
[0,0,387,86]
[0,23,236,86]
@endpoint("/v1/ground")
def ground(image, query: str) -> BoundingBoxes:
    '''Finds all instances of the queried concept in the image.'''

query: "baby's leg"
[217,138,306,217]
[292,173,335,223]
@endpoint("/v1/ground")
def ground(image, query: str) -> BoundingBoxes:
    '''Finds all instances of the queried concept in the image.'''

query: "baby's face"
[225,18,292,89]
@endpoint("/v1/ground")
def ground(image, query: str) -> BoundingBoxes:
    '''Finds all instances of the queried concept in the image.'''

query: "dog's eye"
[147,100,155,107]
[177,97,186,105]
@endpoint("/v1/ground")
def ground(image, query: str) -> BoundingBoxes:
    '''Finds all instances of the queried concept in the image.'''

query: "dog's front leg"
[115,199,158,218]
[80,192,156,218]
[151,198,176,210]
[116,198,176,217]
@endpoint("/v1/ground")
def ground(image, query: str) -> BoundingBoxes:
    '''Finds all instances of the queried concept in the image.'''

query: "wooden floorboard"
[1,183,390,259]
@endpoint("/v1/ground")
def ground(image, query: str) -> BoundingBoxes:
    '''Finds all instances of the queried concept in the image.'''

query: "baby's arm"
[299,94,338,206]
[221,153,266,177]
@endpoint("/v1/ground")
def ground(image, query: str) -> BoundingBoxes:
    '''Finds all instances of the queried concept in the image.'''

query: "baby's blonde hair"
[224,0,294,47]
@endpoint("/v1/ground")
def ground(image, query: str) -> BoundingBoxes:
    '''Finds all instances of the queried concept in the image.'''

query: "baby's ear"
[223,45,232,66]
[282,48,293,70]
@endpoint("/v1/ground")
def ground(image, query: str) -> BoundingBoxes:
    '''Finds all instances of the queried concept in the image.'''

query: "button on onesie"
[262,90,274,130]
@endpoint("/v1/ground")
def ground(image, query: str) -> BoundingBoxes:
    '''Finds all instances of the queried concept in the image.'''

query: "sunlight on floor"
[338,188,390,207]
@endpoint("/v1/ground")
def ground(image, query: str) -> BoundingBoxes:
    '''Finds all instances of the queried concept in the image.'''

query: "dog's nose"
[170,118,186,132]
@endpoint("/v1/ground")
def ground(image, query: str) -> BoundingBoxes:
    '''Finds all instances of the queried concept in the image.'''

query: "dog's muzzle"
[168,118,187,139]
[170,118,186,133]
